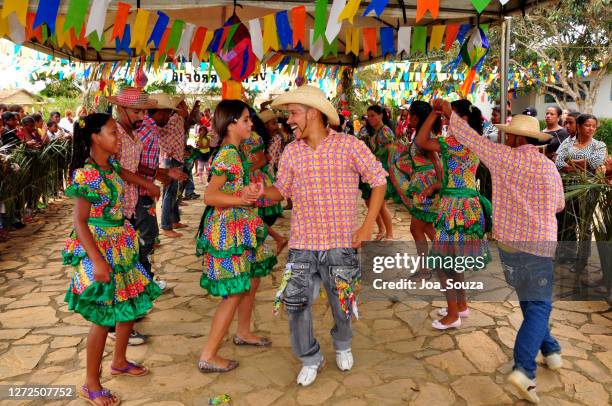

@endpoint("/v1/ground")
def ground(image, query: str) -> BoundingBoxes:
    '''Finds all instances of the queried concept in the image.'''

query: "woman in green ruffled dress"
[63,114,162,406]
[415,100,491,331]
[195,100,277,373]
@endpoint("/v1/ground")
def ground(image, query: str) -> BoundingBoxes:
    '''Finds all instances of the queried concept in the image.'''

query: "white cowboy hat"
[399,104,410,110]
[495,114,552,142]
[105,87,157,110]
[271,85,340,126]
[149,93,180,110]
[257,109,279,123]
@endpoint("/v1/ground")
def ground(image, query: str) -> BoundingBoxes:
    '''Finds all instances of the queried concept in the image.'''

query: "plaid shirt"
[136,116,160,196]
[160,114,185,163]
[275,131,387,250]
[268,133,283,170]
[115,123,142,219]
[450,113,564,257]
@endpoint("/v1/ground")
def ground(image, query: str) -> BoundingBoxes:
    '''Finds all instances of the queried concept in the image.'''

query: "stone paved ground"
[1,185,611,406]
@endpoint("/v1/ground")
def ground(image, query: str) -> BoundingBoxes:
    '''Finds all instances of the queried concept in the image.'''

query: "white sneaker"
[297,358,325,386]
[335,349,353,371]
[155,277,167,291]
[544,353,562,370]
[507,370,540,404]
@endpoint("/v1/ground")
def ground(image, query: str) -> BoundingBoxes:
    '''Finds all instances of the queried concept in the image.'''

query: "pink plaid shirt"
[115,124,142,219]
[450,113,565,257]
[275,131,387,250]
[160,114,185,163]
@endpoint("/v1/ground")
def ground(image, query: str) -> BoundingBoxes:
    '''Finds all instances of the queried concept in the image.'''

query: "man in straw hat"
[131,93,188,289]
[106,87,160,346]
[433,100,564,404]
[257,85,388,386]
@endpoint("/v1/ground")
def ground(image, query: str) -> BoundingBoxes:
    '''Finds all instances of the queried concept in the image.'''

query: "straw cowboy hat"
[495,114,552,142]
[258,109,279,123]
[271,85,340,126]
[106,87,157,109]
[149,93,180,110]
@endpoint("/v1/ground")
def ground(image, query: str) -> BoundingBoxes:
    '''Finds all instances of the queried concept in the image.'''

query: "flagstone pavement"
[0,185,611,406]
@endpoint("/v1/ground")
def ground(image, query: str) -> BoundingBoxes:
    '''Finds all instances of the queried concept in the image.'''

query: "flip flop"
[197,359,239,373]
[79,385,121,406]
[233,335,272,347]
[110,361,149,377]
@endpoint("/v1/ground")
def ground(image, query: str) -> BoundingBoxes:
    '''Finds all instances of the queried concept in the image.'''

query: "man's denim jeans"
[161,158,182,230]
[283,248,360,366]
[499,248,561,380]
[130,195,159,277]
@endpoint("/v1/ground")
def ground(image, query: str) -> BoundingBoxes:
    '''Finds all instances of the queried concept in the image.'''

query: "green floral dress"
[196,145,276,297]
[358,125,397,201]
[62,159,162,326]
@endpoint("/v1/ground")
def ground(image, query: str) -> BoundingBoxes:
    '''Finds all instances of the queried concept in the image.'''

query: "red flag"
[445,23,460,51]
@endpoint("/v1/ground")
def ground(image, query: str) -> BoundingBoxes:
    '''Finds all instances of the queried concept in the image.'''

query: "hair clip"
[78,118,86,129]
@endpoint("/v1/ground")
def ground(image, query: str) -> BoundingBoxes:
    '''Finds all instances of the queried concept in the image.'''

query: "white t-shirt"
[59,118,74,134]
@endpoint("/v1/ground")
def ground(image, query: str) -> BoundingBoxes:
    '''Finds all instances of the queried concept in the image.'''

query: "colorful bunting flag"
[291,6,306,48]
[276,10,293,50]
[63,0,90,35]
[166,19,185,56]
[429,25,445,51]
[148,11,170,48]
[397,26,412,55]
[445,23,460,51]
[115,23,132,56]
[471,0,492,14]
[313,0,328,43]
[85,0,111,37]
[262,14,279,52]
[309,29,323,61]
[248,18,264,60]
[362,27,377,58]
[416,0,440,22]
[380,26,395,57]
[411,26,427,54]
[325,0,345,43]
[177,22,195,60]
[338,0,361,24]
[131,9,152,54]
[345,27,359,56]
[2,0,27,26]
[33,0,60,32]
[111,2,131,42]
[363,0,390,17]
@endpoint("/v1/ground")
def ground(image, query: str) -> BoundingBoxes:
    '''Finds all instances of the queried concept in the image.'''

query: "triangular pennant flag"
[323,37,338,58]
[130,8,151,54]
[248,18,264,60]
[111,2,131,42]
[362,27,377,58]
[499,0,510,5]
[148,11,169,47]
[85,0,111,37]
[8,12,25,44]
[207,28,223,53]
[313,0,328,43]
[411,26,427,54]
[33,0,60,32]
[338,0,361,24]
[471,0,492,14]
[26,12,43,42]
[416,0,440,22]
[345,27,359,56]
[429,25,445,51]
[2,0,27,26]
[63,0,91,34]
[166,19,185,56]
[190,27,207,61]
[397,26,412,55]
[276,10,293,50]
[325,0,345,43]
[291,6,306,48]
[380,26,396,57]
[309,29,324,61]
[262,14,279,52]
[200,29,214,61]
[176,23,195,60]
[115,24,132,56]
[444,23,460,51]
[363,0,390,17]
[88,31,105,52]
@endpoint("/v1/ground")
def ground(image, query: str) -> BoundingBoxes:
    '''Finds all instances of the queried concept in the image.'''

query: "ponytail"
[451,99,484,135]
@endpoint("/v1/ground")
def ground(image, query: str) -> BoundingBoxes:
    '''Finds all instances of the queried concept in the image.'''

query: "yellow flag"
[338,0,361,24]
[345,27,359,55]
[2,0,27,26]
[55,16,69,47]
[212,54,231,81]
[199,30,214,61]
[429,25,445,51]
[0,17,8,37]
[130,9,151,54]
[262,14,279,52]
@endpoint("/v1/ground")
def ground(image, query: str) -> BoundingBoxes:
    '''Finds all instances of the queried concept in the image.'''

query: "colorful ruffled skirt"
[196,206,277,297]
[62,219,162,327]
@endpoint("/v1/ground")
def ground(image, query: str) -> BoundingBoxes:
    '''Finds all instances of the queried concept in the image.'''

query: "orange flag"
[291,5,306,47]
[362,27,377,58]
[445,23,460,51]
[416,0,440,23]
[26,12,42,42]
[111,2,131,41]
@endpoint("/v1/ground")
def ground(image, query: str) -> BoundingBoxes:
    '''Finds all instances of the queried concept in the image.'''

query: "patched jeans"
[283,248,360,366]
[499,248,561,380]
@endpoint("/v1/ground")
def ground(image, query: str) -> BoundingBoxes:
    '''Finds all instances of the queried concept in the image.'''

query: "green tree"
[31,72,82,99]
[510,0,611,113]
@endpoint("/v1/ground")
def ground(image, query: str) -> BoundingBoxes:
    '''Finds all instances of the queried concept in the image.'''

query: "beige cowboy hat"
[258,109,279,123]
[149,93,180,110]
[271,85,340,126]
[495,114,552,142]
[106,87,157,109]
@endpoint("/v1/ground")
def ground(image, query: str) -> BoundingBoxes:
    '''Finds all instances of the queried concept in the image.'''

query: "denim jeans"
[161,158,182,230]
[283,248,360,366]
[183,161,195,197]
[499,248,561,380]
[130,195,159,277]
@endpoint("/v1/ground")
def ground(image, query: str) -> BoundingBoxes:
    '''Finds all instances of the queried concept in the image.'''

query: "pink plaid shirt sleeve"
[160,114,185,163]
[349,136,387,188]
[449,113,509,170]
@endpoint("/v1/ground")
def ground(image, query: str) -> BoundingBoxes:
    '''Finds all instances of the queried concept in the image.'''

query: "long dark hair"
[365,104,393,137]
[209,99,250,161]
[409,100,441,135]
[69,113,112,176]
[451,99,483,135]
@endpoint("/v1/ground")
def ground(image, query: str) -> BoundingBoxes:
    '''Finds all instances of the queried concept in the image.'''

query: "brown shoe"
[197,359,239,373]
[162,229,183,238]
[172,222,188,229]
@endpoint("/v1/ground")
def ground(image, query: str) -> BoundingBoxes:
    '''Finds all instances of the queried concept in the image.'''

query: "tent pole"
[500,16,511,142]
